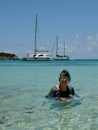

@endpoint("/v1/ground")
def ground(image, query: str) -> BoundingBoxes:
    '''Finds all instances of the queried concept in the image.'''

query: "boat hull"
[54,56,69,60]
[22,57,53,61]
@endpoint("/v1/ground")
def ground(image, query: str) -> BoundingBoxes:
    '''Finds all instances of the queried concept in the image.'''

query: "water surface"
[0,60,98,130]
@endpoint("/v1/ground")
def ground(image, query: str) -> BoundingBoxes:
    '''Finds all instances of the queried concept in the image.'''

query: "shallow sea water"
[0,60,98,130]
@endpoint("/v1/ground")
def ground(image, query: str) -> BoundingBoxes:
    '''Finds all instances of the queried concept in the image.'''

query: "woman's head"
[59,70,71,83]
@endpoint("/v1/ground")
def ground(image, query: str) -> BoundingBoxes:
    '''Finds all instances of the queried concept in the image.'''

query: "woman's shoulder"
[46,85,60,98]
[68,86,75,95]
[51,84,60,90]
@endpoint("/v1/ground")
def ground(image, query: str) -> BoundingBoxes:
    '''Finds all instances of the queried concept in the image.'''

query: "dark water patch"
[0,59,98,67]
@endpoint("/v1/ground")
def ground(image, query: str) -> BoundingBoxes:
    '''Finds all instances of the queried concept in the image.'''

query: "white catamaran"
[23,15,52,61]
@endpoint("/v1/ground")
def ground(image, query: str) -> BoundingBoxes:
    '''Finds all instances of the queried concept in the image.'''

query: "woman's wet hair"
[59,70,71,82]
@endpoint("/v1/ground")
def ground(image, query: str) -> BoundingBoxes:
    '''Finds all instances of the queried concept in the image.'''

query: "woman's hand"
[60,97,71,103]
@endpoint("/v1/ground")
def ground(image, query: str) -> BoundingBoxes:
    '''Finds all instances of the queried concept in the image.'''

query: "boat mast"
[34,14,38,55]
[64,41,65,57]
[56,36,58,57]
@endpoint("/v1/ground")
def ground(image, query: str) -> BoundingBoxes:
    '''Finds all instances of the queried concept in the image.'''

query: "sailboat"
[22,15,53,61]
[54,36,69,60]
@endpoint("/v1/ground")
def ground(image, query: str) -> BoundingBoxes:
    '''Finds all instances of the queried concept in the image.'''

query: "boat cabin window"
[39,54,44,57]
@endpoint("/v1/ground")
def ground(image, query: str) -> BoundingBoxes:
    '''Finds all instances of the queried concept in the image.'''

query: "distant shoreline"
[0,52,20,60]
[0,52,98,61]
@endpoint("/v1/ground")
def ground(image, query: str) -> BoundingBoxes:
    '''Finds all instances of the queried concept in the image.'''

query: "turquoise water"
[0,60,98,130]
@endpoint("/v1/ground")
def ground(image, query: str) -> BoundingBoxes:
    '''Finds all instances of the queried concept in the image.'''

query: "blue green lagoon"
[0,59,98,130]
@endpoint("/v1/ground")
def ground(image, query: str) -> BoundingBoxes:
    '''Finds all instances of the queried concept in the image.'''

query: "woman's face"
[59,75,69,84]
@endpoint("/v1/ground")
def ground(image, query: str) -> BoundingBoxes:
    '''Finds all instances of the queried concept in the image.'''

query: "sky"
[0,0,98,59]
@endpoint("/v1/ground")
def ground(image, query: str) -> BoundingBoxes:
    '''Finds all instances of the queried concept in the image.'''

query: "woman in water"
[46,70,75,102]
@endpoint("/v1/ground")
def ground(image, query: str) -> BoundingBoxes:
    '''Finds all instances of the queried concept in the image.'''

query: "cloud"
[87,35,94,41]
[63,33,98,58]
[4,49,14,54]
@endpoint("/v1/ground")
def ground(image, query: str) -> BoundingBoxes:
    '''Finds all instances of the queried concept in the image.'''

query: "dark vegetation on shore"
[0,52,19,60]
